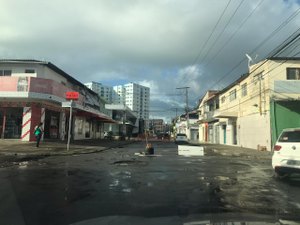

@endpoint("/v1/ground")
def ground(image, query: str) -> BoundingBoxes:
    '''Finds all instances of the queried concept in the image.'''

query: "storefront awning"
[197,118,219,123]
[213,111,238,118]
[75,111,117,123]
[62,101,116,123]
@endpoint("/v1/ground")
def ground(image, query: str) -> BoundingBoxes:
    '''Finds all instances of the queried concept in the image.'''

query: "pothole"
[112,160,147,166]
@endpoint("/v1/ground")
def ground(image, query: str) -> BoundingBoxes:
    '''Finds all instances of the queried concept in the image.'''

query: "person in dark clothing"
[34,122,43,147]
[145,143,154,155]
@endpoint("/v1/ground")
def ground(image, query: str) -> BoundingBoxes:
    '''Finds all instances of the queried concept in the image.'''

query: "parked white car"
[272,128,300,177]
[175,133,188,144]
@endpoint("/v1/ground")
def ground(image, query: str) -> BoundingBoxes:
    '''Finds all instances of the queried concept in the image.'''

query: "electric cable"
[189,8,300,106]
[177,0,232,85]
[199,0,246,66]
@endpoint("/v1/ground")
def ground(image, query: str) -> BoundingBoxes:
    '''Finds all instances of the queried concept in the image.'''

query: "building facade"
[174,111,199,142]
[84,82,113,103]
[197,91,219,144]
[86,82,150,122]
[114,83,150,121]
[0,60,114,142]
[198,57,300,151]
[149,119,165,134]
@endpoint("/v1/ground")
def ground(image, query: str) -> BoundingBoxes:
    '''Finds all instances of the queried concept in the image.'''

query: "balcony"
[0,76,83,104]
[198,110,217,123]
[213,109,238,118]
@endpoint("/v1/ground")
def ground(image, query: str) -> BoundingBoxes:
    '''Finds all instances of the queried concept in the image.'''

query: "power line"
[178,0,232,85]
[214,51,300,113]
[203,0,265,69]
[176,87,190,113]
[204,5,300,93]
[199,0,246,66]
[192,28,300,113]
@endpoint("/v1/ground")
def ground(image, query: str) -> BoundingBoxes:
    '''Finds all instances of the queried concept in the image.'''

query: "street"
[0,141,300,225]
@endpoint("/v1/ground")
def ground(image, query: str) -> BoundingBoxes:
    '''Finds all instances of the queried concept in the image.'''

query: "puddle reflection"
[109,170,133,193]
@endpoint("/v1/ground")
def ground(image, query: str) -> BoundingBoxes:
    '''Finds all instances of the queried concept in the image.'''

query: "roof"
[268,57,300,61]
[0,59,98,96]
[218,73,249,95]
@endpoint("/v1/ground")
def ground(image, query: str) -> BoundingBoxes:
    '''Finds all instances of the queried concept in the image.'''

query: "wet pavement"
[0,141,300,225]
[0,139,134,168]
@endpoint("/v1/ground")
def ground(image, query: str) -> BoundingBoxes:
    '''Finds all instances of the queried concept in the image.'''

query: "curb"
[0,141,136,158]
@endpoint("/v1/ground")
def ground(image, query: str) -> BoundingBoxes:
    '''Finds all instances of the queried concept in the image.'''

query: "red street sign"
[66,91,79,100]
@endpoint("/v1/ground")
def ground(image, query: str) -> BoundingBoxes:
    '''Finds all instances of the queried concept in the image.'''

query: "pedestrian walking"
[34,122,43,147]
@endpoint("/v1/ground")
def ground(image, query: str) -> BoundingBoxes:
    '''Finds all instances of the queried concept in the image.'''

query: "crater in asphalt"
[112,160,147,166]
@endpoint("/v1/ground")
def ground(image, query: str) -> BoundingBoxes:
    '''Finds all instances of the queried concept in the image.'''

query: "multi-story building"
[0,59,114,142]
[149,119,164,134]
[112,85,125,105]
[197,90,219,143]
[114,83,150,121]
[86,82,150,121]
[86,82,150,133]
[175,111,199,141]
[198,57,300,151]
[84,82,113,103]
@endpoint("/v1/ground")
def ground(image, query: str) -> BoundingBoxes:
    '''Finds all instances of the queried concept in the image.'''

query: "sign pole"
[64,91,79,151]
[67,100,73,151]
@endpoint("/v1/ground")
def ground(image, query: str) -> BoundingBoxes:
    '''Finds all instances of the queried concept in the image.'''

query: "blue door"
[223,125,226,144]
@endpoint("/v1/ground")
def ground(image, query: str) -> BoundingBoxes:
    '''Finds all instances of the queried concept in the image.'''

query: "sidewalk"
[0,139,135,157]
[199,143,273,160]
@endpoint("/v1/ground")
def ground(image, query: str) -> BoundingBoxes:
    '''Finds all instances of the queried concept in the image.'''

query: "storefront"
[44,109,61,139]
[0,107,23,139]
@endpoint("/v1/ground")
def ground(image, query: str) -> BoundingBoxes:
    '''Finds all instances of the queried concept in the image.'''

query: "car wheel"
[274,171,289,179]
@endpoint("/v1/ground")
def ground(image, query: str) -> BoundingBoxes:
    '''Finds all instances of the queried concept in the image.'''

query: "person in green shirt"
[34,122,43,147]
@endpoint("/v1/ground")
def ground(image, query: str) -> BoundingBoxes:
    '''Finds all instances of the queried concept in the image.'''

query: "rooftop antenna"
[245,54,253,71]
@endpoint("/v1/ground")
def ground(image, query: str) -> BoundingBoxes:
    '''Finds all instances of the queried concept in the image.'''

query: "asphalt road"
[0,141,300,225]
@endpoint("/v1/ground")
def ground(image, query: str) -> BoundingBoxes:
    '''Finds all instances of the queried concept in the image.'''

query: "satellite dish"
[245,54,253,70]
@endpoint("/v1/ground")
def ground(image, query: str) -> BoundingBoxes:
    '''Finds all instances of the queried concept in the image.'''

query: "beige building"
[197,91,219,143]
[198,57,300,151]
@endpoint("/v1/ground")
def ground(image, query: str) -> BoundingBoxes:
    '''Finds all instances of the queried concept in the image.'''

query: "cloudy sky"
[1,0,300,122]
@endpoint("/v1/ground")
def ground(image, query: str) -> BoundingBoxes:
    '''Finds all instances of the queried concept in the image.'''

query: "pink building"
[0,60,114,141]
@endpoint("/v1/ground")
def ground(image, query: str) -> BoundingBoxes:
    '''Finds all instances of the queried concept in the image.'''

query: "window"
[25,69,35,73]
[221,96,226,103]
[229,89,236,101]
[0,70,12,76]
[215,99,219,109]
[241,83,247,97]
[287,68,300,80]
[279,130,300,142]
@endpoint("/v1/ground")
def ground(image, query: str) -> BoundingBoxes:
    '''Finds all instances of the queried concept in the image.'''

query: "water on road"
[0,142,300,225]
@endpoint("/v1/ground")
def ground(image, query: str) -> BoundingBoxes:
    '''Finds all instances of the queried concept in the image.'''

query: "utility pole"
[176,87,190,114]
[176,87,190,133]
[254,73,263,115]
[171,108,178,118]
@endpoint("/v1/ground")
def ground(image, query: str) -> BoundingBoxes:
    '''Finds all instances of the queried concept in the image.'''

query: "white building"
[112,85,125,105]
[122,83,150,121]
[85,82,113,103]
[86,82,150,121]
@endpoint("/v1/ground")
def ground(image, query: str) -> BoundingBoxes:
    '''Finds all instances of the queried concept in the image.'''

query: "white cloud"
[1,0,300,121]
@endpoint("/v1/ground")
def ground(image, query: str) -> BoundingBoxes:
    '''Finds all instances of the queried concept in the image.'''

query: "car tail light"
[273,145,282,151]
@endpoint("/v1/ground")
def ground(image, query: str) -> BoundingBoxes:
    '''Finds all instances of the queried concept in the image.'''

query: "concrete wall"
[73,116,92,140]
[238,112,271,150]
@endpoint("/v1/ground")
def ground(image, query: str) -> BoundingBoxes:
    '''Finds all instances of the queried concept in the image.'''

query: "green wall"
[270,100,300,146]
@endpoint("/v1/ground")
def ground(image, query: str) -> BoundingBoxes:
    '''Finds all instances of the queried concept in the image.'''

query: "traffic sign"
[66,91,79,100]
